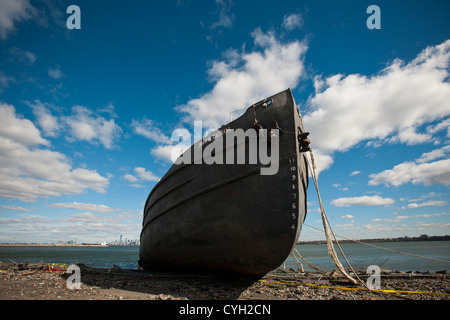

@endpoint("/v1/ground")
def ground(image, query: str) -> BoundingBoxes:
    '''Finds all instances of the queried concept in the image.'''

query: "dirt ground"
[1,263,449,301]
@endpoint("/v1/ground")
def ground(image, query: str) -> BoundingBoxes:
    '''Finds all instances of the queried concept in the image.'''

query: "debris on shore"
[0,263,448,300]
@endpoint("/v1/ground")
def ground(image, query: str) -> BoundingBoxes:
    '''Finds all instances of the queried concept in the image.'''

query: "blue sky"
[0,0,449,243]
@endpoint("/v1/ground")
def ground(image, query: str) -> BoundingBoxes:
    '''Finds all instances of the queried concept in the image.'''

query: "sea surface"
[0,241,449,272]
[287,241,450,273]
[0,246,140,269]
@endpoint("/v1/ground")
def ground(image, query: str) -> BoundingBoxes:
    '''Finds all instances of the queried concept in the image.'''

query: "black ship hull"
[139,89,309,275]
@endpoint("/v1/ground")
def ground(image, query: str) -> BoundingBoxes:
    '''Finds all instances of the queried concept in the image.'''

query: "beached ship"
[139,89,310,275]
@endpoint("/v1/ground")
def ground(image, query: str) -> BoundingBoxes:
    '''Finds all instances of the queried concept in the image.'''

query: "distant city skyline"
[3,235,140,246]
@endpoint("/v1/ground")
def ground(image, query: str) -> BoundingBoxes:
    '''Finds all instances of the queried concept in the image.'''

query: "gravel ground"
[1,263,449,300]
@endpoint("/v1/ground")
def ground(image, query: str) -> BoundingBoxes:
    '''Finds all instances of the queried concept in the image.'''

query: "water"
[285,241,450,273]
[0,241,449,272]
[0,246,139,269]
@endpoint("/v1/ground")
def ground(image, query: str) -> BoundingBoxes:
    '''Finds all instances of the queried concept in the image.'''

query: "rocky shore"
[0,262,449,300]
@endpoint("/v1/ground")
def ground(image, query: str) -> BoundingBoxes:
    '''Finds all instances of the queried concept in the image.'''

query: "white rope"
[308,150,359,284]
[290,248,304,272]
[293,248,326,272]
[296,110,364,284]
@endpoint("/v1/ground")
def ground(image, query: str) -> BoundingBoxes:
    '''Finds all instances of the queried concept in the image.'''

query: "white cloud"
[123,167,159,188]
[131,119,171,144]
[303,39,450,172]
[65,105,122,149]
[414,212,449,219]
[61,211,136,224]
[0,205,31,211]
[48,202,120,214]
[0,103,109,201]
[48,66,64,80]
[123,174,138,183]
[25,100,60,137]
[369,145,450,187]
[334,223,355,229]
[131,119,185,164]
[371,212,448,222]
[210,0,234,29]
[331,195,395,207]
[129,183,146,189]
[416,145,450,163]
[0,0,37,39]
[65,212,104,223]
[305,149,334,176]
[427,118,450,139]
[0,211,141,243]
[363,219,450,235]
[331,182,348,191]
[150,27,307,165]
[178,28,308,129]
[391,126,433,145]
[0,103,49,146]
[282,13,303,31]
[0,71,14,93]
[342,214,354,219]
[350,170,361,176]
[9,47,36,65]
[24,101,122,146]
[405,192,443,202]
[134,167,159,181]
[98,103,118,118]
[401,200,448,209]
[150,144,178,163]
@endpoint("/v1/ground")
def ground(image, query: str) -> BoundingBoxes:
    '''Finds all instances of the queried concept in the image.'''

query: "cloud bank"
[369,144,450,187]
[0,103,109,201]
[331,195,395,207]
[178,28,308,130]
[304,40,450,173]
[0,0,37,39]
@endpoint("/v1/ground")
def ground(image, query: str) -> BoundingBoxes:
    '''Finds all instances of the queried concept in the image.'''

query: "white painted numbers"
[67,5,81,30]
[367,5,381,30]
[289,157,297,231]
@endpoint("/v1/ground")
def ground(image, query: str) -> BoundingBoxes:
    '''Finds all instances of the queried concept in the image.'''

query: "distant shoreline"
[1,235,448,246]
[297,234,450,245]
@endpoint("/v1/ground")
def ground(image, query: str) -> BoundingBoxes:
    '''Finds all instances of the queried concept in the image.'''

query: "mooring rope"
[294,110,361,284]
[306,149,361,285]
[293,247,327,273]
